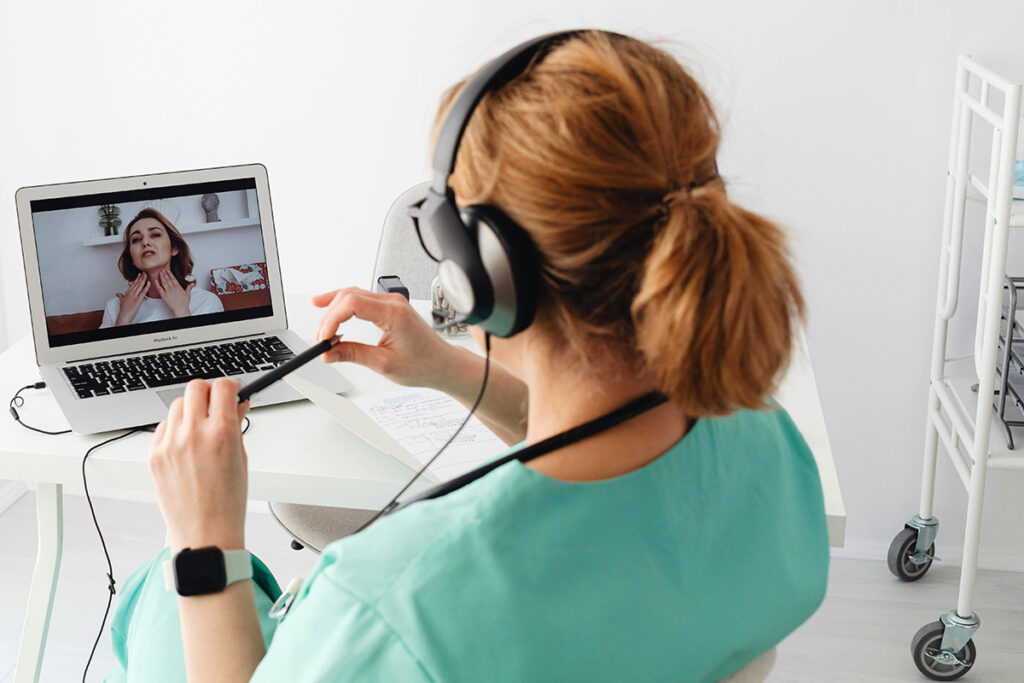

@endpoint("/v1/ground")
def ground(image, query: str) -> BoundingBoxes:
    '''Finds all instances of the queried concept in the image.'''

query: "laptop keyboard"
[62,336,296,399]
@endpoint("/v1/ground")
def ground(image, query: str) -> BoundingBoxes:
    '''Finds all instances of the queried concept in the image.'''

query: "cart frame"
[902,54,1023,679]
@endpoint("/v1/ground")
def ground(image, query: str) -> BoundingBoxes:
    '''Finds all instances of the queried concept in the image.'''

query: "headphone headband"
[430,30,582,194]
[419,29,606,338]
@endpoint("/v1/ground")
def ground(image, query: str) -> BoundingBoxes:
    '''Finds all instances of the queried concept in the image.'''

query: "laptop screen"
[30,178,273,348]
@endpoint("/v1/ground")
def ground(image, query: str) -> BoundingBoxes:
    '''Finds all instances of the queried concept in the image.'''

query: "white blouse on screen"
[99,288,224,329]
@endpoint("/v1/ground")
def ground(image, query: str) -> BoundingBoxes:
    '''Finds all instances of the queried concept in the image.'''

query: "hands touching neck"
[145,269,195,318]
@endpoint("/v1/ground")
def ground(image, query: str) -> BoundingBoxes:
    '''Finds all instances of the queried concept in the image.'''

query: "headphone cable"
[81,428,142,682]
[79,414,248,682]
[8,381,251,682]
[355,332,491,533]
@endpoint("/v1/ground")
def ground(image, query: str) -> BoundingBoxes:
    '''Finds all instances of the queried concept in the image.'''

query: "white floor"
[766,557,1024,682]
[1,491,1022,682]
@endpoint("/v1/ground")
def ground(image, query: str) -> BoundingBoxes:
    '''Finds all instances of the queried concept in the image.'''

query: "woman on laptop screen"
[106,31,829,682]
[99,208,224,328]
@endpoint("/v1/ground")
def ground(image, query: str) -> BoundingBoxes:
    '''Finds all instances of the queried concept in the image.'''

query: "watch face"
[175,547,227,596]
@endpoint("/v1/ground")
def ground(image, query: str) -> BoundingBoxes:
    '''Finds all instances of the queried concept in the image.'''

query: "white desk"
[0,296,844,683]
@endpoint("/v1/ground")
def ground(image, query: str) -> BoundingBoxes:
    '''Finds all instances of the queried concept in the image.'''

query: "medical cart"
[888,55,1023,680]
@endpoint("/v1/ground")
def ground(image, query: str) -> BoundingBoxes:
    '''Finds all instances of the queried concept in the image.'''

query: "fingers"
[323,340,389,373]
[315,289,395,342]
[166,393,184,433]
[185,282,195,295]
[182,379,211,424]
[122,276,150,306]
[313,286,377,308]
[148,423,167,479]
[209,378,241,423]
[122,275,142,299]
[312,290,342,307]
[153,420,167,448]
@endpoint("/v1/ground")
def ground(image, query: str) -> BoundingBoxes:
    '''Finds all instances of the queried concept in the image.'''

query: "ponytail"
[435,31,807,417]
[631,185,805,416]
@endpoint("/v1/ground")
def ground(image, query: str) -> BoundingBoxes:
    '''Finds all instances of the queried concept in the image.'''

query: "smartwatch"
[163,546,253,596]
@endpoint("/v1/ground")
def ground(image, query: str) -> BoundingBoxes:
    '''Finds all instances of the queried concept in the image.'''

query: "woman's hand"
[153,270,196,318]
[149,379,250,552]
[315,287,530,445]
[314,287,461,389]
[114,274,150,326]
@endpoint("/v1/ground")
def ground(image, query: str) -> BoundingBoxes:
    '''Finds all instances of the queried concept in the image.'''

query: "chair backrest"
[370,182,439,298]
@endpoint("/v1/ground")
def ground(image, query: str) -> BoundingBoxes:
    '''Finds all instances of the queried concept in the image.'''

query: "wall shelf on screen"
[82,218,261,247]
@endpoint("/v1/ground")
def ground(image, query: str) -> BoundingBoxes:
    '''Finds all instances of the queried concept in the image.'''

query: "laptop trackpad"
[157,387,187,407]
[156,381,297,408]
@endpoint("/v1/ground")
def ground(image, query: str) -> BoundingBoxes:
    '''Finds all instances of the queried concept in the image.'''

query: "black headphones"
[354,30,671,534]
[411,30,589,338]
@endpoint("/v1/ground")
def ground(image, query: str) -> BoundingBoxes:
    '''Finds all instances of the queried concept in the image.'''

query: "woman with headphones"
[108,31,828,682]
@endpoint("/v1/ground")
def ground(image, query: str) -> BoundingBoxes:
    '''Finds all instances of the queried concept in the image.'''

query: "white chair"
[369,181,439,299]
[717,648,776,682]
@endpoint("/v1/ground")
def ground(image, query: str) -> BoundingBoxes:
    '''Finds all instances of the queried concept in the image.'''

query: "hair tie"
[661,184,681,204]
[658,174,720,215]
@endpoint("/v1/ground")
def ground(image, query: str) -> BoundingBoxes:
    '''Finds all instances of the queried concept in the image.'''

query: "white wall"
[3,0,1024,568]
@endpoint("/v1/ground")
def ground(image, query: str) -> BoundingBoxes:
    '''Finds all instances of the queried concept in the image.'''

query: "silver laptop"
[16,163,352,434]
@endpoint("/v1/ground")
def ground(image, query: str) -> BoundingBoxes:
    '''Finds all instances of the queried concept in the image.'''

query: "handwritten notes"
[351,390,508,481]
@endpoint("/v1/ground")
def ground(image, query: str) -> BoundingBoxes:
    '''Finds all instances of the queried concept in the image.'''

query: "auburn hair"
[118,208,194,290]
[435,31,805,417]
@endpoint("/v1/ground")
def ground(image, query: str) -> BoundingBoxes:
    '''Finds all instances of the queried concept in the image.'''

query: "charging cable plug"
[9,381,71,435]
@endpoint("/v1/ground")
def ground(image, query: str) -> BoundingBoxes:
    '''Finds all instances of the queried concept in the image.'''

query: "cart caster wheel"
[912,621,977,680]
[888,528,934,581]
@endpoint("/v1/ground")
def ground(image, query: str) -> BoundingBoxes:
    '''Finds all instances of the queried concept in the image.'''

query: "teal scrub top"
[250,406,829,682]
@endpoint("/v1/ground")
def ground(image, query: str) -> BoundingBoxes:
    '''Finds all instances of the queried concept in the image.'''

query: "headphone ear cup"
[459,205,539,337]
